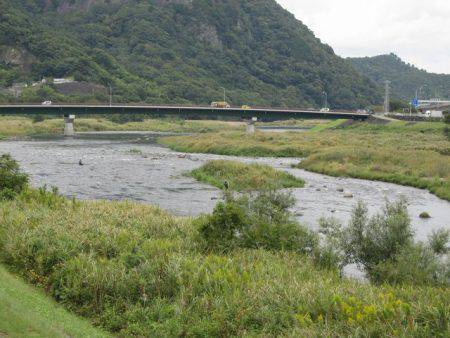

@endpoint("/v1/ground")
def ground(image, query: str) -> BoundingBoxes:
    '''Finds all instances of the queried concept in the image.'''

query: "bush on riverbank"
[189,160,304,191]
[318,200,449,286]
[0,154,28,200]
[1,189,449,336]
[0,157,448,336]
[196,190,316,253]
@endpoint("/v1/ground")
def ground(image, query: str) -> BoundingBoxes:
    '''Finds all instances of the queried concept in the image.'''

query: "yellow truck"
[211,101,230,108]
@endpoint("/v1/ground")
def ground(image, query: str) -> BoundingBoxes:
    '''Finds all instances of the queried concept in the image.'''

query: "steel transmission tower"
[383,80,391,113]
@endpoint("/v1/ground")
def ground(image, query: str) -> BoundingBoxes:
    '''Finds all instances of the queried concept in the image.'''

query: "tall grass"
[0,190,449,336]
[298,145,450,201]
[0,116,244,136]
[160,121,450,200]
[0,264,111,337]
[188,160,304,191]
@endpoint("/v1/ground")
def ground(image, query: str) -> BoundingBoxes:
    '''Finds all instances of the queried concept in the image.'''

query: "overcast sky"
[276,0,450,74]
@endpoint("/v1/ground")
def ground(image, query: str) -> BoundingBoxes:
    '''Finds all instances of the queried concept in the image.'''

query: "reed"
[0,190,448,336]
[161,121,450,200]
[188,160,304,191]
[0,116,244,136]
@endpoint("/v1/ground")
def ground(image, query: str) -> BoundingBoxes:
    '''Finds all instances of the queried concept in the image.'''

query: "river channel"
[0,132,448,243]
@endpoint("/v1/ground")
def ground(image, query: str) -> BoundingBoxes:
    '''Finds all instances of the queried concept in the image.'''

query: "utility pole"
[415,84,427,100]
[221,87,226,102]
[109,84,112,107]
[383,80,390,113]
[322,91,328,109]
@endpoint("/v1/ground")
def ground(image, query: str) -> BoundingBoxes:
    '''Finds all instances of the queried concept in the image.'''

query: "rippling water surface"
[1,132,448,243]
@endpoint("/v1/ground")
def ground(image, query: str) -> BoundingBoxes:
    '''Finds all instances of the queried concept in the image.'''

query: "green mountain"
[349,54,450,101]
[0,0,380,109]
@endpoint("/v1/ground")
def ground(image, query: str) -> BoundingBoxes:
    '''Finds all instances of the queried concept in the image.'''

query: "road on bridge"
[0,104,370,121]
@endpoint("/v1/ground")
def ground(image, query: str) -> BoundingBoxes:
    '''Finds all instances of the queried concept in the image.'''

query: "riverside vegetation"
[0,116,339,138]
[0,115,244,137]
[161,119,450,201]
[0,155,449,336]
[0,265,111,337]
[188,160,304,191]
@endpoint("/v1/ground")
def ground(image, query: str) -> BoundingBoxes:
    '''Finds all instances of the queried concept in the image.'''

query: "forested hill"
[0,0,380,109]
[349,54,450,101]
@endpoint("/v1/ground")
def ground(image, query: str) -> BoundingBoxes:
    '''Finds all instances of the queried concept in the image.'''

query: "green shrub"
[429,229,450,255]
[319,200,449,285]
[370,244,449,286]
[0,154,28,200]
[314,217,347,272]
[0,194,449,336]
[346,200,413,274]
[196,190,317,253]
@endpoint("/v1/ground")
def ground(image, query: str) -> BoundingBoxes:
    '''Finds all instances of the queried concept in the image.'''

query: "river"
[0,132,448,243]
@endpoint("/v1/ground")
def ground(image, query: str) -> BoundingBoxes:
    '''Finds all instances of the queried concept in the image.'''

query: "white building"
[53,78,74,84]
[424,110,444,118]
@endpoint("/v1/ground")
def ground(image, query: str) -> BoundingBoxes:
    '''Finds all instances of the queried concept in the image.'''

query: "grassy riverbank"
[0,116,339,138]
[0,190,448,337]
[160,120,450,201]
[0,265,110,337]
[188,160,304,191]
[0,116,244,137]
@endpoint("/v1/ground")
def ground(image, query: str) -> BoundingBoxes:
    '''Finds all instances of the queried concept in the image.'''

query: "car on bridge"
[41,101,52,105]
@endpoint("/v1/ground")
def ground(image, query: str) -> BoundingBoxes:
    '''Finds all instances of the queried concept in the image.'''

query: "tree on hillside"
[1,0,381,108]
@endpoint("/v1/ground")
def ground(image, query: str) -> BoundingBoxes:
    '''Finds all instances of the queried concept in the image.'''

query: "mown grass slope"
[160,120,450,200]
[0,265,110,338]
[188,160,304,191]
[0,190,448,337]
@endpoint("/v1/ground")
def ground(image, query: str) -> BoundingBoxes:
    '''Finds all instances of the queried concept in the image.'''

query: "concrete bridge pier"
[246,117,257,134]
[64,115,76,136]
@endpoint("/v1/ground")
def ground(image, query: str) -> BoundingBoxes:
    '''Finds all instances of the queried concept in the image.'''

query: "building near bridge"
[424,110,444,118]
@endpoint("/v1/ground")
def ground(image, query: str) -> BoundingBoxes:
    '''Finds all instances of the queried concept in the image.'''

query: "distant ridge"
[349,54,450,101]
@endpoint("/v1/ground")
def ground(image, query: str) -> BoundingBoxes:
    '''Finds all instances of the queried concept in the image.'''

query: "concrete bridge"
[0,104,370,136]
[417,100,450,111]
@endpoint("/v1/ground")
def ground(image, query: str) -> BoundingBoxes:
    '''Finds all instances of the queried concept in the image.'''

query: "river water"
[0,132,448,243]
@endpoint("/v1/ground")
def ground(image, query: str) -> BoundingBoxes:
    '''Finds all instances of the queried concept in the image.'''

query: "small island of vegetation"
[188,160,305,191]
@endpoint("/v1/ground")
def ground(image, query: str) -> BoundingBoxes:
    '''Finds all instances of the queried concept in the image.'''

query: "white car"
[41,101,52,105]
[319,108,330,112]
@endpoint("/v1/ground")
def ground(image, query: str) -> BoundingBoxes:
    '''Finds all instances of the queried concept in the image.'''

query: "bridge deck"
[417,100,450,111]
[0,104,370,121]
